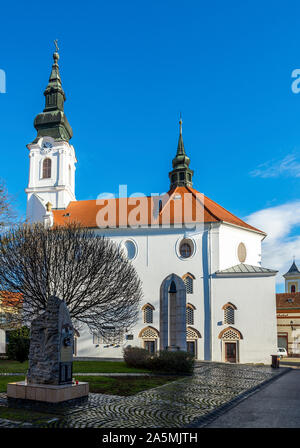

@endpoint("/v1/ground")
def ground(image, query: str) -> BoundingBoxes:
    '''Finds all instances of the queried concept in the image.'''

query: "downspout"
[208,223,213,361]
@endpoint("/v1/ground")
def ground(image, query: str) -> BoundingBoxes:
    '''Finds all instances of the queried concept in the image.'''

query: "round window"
[237,242,247,263]
[179,239,193,258]
[124,240,137,260]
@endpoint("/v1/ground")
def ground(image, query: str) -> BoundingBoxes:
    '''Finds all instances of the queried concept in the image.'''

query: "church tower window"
[291,285,296,293]
[42,158,52,179]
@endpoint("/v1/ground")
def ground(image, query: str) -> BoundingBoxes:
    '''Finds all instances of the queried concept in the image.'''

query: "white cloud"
[250,154,300,178]
[245,201,300,287]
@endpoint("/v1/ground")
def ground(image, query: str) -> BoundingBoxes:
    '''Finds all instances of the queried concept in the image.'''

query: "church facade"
[25,49,278,364]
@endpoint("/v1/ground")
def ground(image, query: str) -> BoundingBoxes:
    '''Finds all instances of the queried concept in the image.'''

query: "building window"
[42,158,51,179]
[93,327,124,345]
[183,273,194,294]
[123,240,137,260]
[179,239,194,259]
[186,304,195,325]
[291,285,296,293]
[142,303,154,324]
[223,303,237,325]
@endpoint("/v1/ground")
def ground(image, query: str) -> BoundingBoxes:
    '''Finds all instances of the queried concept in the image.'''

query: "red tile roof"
[0,291,23,307]
[52,186,264,234]
[276,293,300,308]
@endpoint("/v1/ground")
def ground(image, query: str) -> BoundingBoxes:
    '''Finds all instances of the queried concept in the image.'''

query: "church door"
[187,341,196,356]
[225,342,237,363]
[144,341,155,354]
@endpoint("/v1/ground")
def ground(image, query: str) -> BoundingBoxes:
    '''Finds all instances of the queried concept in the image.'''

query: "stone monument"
[7,296,88,404]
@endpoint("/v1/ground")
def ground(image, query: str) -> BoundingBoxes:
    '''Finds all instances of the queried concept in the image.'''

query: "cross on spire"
[54,39,59,52]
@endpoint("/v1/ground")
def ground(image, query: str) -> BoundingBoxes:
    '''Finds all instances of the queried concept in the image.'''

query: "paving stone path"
[0,363,287,428]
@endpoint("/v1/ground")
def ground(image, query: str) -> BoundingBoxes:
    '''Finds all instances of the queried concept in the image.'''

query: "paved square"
[0,363,286,428]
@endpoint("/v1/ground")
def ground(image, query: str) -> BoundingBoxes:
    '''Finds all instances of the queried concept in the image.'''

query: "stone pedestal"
[7,381,89,404]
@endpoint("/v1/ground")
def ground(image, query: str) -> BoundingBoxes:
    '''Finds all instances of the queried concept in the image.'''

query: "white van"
[277,347,288,358]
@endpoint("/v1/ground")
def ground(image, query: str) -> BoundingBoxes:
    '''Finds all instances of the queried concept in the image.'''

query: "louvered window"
[143,306,153,324]
[186,306,194,325]
[224,307,235,325]
[184,276,193,294]
[221,329,240,340]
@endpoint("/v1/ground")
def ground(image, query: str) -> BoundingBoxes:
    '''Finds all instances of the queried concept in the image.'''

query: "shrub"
[123,346,150,368]
[6,326,30,363]
[123,346,195,375]
[147,350,194,375]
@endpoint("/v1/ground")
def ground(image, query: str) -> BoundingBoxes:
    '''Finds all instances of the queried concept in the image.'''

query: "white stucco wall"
[75,224,277,364]
[211,275,277,364]
[218,223,263,270]
[76,226,207,360]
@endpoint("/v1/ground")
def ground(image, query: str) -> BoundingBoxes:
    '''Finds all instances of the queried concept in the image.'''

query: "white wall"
[218,223,263,270]
[212,275,277,364]
[77,226,207,360]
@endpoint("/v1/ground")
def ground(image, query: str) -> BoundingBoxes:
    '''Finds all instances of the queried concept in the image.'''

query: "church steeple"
[169,117,194,189]
[32,41,73,143]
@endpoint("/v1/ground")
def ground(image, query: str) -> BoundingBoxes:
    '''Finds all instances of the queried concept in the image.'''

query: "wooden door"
[225,342,237,363]
[187,341,196,357]
[144,340,155,354]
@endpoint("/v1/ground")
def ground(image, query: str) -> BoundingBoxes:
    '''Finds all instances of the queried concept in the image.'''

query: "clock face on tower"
[41,140,53,154]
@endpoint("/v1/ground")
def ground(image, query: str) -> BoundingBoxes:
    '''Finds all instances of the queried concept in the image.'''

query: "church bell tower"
[25,42,77,223]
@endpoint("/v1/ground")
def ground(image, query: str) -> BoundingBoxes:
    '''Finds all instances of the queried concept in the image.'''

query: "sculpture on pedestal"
[27,296,74,385]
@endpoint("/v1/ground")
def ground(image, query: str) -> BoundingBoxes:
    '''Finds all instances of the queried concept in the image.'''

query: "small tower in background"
[25,41,77,223]
[284,259,300,293]
[169,116,194,190]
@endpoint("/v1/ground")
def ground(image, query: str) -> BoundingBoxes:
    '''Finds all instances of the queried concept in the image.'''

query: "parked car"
[277,347,288,358]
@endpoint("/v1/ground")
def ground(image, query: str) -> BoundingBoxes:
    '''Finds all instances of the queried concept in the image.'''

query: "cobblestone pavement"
[0,363,287,428]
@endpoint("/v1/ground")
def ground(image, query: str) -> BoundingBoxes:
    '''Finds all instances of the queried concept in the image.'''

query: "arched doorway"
[138,326,159,354]
[187,326,201,357]
[160,273,187,351]
[218,326,243,363]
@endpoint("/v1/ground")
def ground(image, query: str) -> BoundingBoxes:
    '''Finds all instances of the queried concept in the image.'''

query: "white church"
[25,49,278,364]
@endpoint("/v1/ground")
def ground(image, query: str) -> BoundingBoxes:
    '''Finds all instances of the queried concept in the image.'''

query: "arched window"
[142,303,155,324]
[42,158,51,179]
[186,303,195,325]
[291,285,296,293]
[222,303,237,325]
[218,326,243,340]
[182,273,195,294]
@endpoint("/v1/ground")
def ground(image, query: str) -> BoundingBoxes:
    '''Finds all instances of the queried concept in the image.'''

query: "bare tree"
[0,222,143,338]
[0,179,16,231]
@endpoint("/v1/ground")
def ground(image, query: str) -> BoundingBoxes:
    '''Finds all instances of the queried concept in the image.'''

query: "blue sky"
[1,0,300,290]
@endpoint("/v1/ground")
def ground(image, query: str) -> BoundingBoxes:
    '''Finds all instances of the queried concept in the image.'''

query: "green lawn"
[0,360,150,374]
[0,374,181,397]
[0,375,25,392]
[0,406,55,424]
[75,375,181,396]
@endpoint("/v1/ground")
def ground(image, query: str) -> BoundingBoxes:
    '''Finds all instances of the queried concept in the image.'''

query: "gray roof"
[284,261,300,277]
[215,263,278,276]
